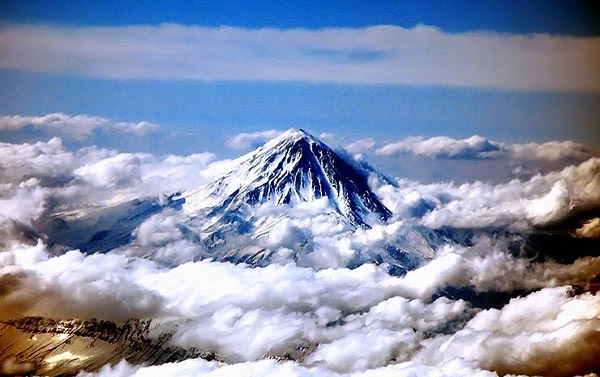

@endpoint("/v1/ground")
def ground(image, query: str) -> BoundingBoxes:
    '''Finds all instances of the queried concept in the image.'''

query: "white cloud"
[0,137,76,185]
[417,287,600,377]
[1,24,599,91]
[374,136,599,179]
[0,243,165,321]
[376,135,505,160]
[0,137,217,217]
[0,113,160,140]
[375,157,600,229]
[576,217,600,239]
[318,133,336,143]
[111,120,161,136]
[79,357,500,377]
[0,136,599,376]
[508,140,596,163]
[344,138,376,155]
[226,130,283,150]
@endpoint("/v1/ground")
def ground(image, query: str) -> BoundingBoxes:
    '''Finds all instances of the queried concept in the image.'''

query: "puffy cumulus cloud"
[0,242,165,321]
[135,210,187,247]
[509,140,597,164]
[0,113,160,140]
[375,135,505,160]
[226,130,284,150]
[74,153,150,188]
[344,138,376,156]
[374,136,599,178]
[400,237,600,297]
[2,24,599,91]
[375,157,600,229]
[244,199,424,270]
[132,261,475,369]
[508,140,599,177]
[0,137,598,376]
[523,157,600,225]
[80,357,501,377]
[128,209,203,265]
[0,137,76,185]
[0,139,220,268]
[576,217,600,239]
[69,149,217,205]
[0,138,217,218]
[417,287,600,377]
[1,236,594,372]
[344,138,376,155]
[1,226,598,375]
[0,113,109,140]
[79,357,501,377]
[0,179,51,225]
[0,240,466,370]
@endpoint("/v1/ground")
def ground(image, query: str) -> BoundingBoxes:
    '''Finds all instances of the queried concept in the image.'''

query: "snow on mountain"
[181,128,392,226]
[44,128,434,271]
[164,128,418,268]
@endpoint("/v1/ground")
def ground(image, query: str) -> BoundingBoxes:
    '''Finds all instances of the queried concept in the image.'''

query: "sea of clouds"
[0,135,599,376]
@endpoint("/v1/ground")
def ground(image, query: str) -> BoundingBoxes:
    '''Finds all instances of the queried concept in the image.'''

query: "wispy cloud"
[1,24,599,91]
[226,129,283,150]
[345,138,376,155]
[0,113,160,140]
[375,135,505,160]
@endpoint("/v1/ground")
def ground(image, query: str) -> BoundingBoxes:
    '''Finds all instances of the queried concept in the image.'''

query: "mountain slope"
[40,129,432,272]
[170,129,432,271]
[181,128,391,227]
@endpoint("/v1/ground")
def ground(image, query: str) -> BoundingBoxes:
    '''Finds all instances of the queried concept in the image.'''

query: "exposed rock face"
[0,317,219,376]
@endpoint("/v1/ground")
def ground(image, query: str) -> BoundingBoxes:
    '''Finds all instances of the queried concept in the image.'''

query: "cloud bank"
[0,133,599,376]
[375,135,505,160]
[373,135,598,163]
[0,113,160,140]
[364,135,599,179]
[1,23,599,91]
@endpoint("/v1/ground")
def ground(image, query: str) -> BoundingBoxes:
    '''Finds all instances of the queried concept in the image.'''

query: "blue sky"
[0,1,598,181]
[2,0,599,34]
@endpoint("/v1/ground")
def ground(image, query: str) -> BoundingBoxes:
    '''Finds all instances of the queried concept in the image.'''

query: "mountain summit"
[182,128,391,226]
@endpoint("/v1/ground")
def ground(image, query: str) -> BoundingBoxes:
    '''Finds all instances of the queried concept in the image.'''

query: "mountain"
[43,195,183,254]
[181,128,392,227]
[43,128,432,271]
[170,129,421,268]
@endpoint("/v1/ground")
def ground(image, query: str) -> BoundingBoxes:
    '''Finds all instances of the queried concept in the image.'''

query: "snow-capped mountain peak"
[182,128,391,226]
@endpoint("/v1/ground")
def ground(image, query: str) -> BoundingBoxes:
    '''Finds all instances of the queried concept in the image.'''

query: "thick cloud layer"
[4,240,598,376]
[0,136,598,376]
[375,156,600,229]
[417,287,600,377]
[2,24,599,91]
